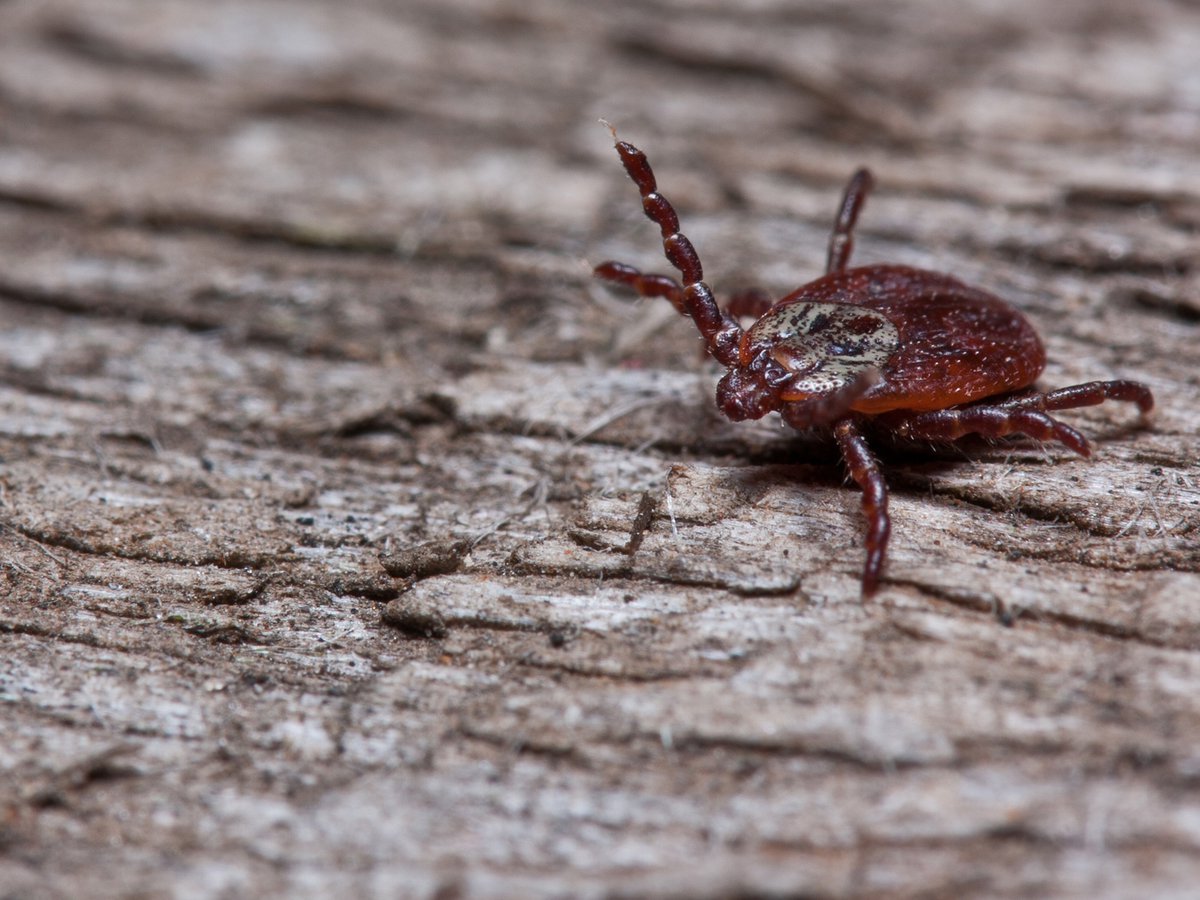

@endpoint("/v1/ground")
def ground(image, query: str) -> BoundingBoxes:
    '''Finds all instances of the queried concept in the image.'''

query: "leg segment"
[826,168,875,275]
[889,406,1092,457]
[601,126,742,366]
[997,380,1154,416]
[893,376,1155,456]
[725,287,775,321]
[833,418,890,597]
[593,261,687,316]
[592,261,778,324]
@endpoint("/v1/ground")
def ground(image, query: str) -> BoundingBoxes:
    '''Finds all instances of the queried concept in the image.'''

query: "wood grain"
[0,0,1197,896]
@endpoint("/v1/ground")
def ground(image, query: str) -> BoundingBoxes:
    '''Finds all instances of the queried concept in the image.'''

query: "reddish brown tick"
[593,125,1154,596]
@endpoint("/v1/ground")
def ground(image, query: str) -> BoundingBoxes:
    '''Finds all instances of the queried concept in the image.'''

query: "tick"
[593,125,1154,596]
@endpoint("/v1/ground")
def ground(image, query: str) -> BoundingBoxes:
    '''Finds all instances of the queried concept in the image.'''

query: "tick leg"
[725,287,775,320]
[593,261,688,316]
[603,125,742,365]
[826,168,875,274]
[891,406,1092,457]
[592,261,778,324]
[996,380,1154,416]
[833,418,889,597]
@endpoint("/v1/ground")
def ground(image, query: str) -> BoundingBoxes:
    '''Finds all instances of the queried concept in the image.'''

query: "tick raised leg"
[834,418,890,597]
[593,261,688,316]
[826,168,875,275]
[592,261,778,324]
[597,126,743,365]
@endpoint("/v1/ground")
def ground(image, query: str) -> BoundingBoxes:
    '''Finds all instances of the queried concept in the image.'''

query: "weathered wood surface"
[0,0,1197,896]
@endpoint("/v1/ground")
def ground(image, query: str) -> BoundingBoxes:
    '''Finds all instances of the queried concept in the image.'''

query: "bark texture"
[1,1,1198,897]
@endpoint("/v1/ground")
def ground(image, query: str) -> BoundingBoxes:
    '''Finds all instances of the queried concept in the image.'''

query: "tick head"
[715,351,791,421]
[716,369,769,421]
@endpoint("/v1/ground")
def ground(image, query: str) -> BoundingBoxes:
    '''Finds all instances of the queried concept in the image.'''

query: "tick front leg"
[593,261,777,324]
[889,405,1092,457]
[602,125,743,365]
[593,261,688,316]
[833,418,890,598]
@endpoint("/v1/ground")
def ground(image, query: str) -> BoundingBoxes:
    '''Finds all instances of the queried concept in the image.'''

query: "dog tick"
[593,125,1154,596]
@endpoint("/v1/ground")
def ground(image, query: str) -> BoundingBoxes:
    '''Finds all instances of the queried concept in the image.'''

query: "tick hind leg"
[997,380,1154,417]
[892,406,1092,456]
[833,418,890,598]
[888,380,1153,457]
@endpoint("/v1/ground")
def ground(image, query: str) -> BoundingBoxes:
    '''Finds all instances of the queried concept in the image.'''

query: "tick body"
[593,127,1153,596]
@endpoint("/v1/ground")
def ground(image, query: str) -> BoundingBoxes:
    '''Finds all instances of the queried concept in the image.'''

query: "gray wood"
[0,0,1197,897]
